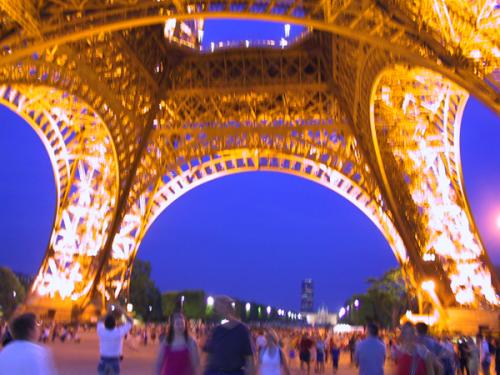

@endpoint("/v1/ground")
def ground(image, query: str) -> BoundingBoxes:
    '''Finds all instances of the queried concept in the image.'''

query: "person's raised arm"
[115,305,133,335]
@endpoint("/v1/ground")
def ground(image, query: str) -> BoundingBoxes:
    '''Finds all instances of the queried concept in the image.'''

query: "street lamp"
[354,299,360,308]
[207,296,214,307]
[339,307,346,319]
[245,303,251,312]
[266,306,271,315]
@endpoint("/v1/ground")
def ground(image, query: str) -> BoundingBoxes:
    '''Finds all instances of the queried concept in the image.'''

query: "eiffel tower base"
[441,308,499,335]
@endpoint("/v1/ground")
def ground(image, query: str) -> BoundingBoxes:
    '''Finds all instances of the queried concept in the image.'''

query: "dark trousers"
[98,357,120,375]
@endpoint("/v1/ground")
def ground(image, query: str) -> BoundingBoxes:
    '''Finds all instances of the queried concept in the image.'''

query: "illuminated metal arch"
[0,85,71,207]
[148,150,408,262]
[106,147,409,302]
[369,64,499,307]
[0,57,148,187]
[0,82,120,314]
[0,2,497,112]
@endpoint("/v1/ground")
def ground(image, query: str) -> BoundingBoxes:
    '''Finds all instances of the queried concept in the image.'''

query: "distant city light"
[245,302,251,312]
[284,24,290,38]
[354,299,360,308]
[266,306,271,315]
[207,296,214,307]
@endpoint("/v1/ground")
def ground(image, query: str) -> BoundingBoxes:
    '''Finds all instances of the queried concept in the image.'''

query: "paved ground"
[48,332,396,375]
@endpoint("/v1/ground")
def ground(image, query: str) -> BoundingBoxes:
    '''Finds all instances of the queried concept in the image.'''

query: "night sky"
[0,21,499,313]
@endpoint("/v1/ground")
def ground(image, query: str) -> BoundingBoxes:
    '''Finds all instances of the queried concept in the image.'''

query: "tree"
[0,267,26,319]
[161,292,180,318]
[182,290,206,319]
[161,290,206,319]
[129,260,163,321]
[341,268,416,328]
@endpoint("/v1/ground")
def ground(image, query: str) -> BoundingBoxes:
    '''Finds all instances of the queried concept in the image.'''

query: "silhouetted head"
[415,322,428,336]
[367,323,379,337]
[214,295,236,320]
[104,314,116,330]
[400,322,416,344]
[11,313,39,341]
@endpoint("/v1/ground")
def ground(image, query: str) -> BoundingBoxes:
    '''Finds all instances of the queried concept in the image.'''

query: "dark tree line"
[340,268,418,329]
[0,267,26,319]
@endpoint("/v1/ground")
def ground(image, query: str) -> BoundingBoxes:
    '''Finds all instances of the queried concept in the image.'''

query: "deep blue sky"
[0,21,499,313]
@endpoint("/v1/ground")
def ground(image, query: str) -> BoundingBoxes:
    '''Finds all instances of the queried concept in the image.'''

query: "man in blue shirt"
[354,323,386,375]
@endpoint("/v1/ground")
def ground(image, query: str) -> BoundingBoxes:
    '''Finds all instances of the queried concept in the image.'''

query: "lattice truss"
[0,0,498,109]
[102,44,409,301]
[0,0,498,314]
[0,84,117,302]
[372,66,498,308]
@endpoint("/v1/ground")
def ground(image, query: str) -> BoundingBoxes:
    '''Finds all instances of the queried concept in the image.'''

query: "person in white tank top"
[258,329,291,375]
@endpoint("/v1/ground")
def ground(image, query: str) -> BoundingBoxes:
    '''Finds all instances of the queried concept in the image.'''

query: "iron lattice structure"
[0,0,499,324]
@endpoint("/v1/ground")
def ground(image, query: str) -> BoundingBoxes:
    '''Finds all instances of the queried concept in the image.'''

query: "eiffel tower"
[0,1,498,330]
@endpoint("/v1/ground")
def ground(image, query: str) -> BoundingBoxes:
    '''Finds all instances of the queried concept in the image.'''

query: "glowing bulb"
[207,296,214,307]
[339,307,346,318]
[496,214,500,230]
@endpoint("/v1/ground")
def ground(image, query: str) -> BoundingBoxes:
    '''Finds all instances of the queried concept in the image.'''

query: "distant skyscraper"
[301,278,314,312]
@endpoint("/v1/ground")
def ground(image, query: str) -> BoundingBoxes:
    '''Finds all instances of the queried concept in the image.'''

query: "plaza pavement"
[48,331,396,375]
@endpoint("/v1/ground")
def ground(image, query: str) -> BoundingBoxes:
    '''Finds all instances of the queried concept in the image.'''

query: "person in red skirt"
[395,323,435,375]
[156,312,200,375]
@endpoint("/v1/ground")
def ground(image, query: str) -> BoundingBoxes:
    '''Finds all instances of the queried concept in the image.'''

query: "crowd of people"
[0,296,498,375]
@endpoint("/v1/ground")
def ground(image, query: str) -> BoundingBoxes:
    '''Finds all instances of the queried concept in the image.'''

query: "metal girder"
[0,84,118,315]
[0,0,498,321]
[0,0,497,113]
[371,65,499,311]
